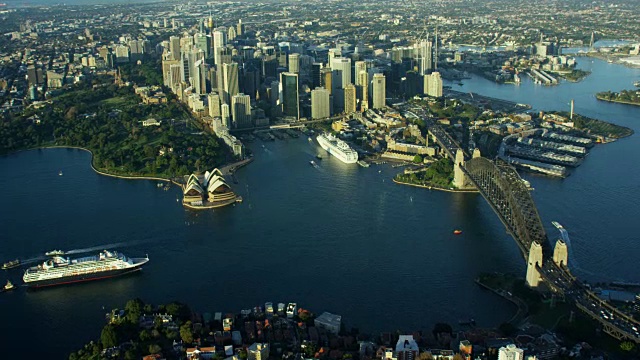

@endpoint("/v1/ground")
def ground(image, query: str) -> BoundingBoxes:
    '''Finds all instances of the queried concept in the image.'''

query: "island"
[596,90,640,107]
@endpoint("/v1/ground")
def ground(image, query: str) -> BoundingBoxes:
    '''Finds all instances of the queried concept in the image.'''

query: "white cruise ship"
[23,250,149,288]
[316,133,358,164]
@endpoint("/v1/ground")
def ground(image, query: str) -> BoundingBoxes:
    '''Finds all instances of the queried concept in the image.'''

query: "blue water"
[1,58,639,358]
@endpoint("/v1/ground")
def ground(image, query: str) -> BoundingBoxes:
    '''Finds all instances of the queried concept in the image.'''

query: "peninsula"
[596,90,640,107]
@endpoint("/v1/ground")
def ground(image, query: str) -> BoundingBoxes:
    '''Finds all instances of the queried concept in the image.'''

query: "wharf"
[445,90,531,112]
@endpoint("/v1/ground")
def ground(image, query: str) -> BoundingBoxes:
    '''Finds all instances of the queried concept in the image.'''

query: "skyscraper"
[415,40,433,75]
[311,87,330,119]
[194,33,211,58]
[236,19,245,36]
[320,68,333,95]
[169,36,181,61]
[330,57,351,89]
[280,72,299,119]
[223,62,239,104]
[372,73,386,109]
[354,61,367,86]
[208,93,221,117]
[423,71,443,98]
[311,63,323,89]
[221,103,230,128]
[228,26,237,41]
[344,83,357,114]
[288,53,300,74]
[231,93,252,128]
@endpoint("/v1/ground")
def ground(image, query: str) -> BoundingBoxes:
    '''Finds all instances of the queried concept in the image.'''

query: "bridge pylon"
[553,239,568,268]
[453,149,473,189]
[526,241,544,287]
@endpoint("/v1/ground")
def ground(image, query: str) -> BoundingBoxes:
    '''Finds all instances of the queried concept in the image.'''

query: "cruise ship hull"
[316,135,358,164]
[25,258,148,288]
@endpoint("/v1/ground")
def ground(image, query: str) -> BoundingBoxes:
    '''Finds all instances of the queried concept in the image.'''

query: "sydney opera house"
[183,168,238,208]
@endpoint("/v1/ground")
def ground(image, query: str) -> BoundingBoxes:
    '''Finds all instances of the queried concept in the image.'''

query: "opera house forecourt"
[182,168,240,209]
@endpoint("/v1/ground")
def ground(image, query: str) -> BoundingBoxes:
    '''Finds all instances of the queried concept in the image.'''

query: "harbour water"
[0,58,639,357]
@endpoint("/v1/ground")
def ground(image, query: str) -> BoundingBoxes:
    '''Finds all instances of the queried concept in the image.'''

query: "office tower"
[372,73,386,109]
[162,58,180,86]
[344,83,357,114]
[330,57,351,89]
[360,80,369,112]
[27,65,43,86]
[213,29,226,49]
[262,58,278,79]
[354,61,367,86]
[311,63,323,89]
[237,19,245,36]
[207,16,214,33]
[288,53,300,73]
[221,103,230,128]
[228,26,237,41]
[223,62,239,104]
[232,93,252,128]
[169,36,181,61]
[115,45,130,63]
[169,64,182,91]
[423,71,442,97]
[278,52,287,67]
[327,48,340,67]
[311,87,330,119]
[415,40,433,75]
[194,33,210,58]
[497,344,524,360]
[320,68,333,95]
[208,93,221,117]
[193,60,207,95]
[280,72,299,119]
[270,80,279,106]
[129,40,144,62]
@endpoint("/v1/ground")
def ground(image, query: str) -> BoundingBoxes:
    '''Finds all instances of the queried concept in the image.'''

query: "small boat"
[157,182,163,188]
[45,250,65,256]
[453,230,463,235]
[308,137,312,142]
[58,170,63,176]
[316,154,322,160]
[3,280,15,291]
[357,160,370,168]
[634,80,640,88]
[309,160,319,168]
[1,260,20,270]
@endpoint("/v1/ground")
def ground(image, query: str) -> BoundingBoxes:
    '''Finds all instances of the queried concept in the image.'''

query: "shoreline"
[392,178,479,193]
[5,145,251,189]
[595,96,640,107]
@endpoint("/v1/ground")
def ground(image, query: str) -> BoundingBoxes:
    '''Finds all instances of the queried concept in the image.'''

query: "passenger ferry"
[316,133,358,164]
[23,250,149,288]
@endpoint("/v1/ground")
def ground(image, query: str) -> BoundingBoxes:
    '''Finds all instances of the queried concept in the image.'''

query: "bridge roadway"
[398,104,640,342]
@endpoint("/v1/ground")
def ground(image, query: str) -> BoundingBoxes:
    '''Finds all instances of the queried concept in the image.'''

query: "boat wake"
[65,240,142,255]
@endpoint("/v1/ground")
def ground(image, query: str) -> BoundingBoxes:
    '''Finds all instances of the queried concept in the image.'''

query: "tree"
[620,341,635,352]
[413,155,423,163]
[101,325,119,348]
[148,344,162,354]
[180,321,194,344]
[125,298,144,324]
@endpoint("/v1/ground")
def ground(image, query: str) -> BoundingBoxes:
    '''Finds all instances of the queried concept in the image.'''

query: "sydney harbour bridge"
[405,107,640,342]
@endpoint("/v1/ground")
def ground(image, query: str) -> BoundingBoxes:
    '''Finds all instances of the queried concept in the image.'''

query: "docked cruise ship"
[23,250,149,288]
[316,133,358,164]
